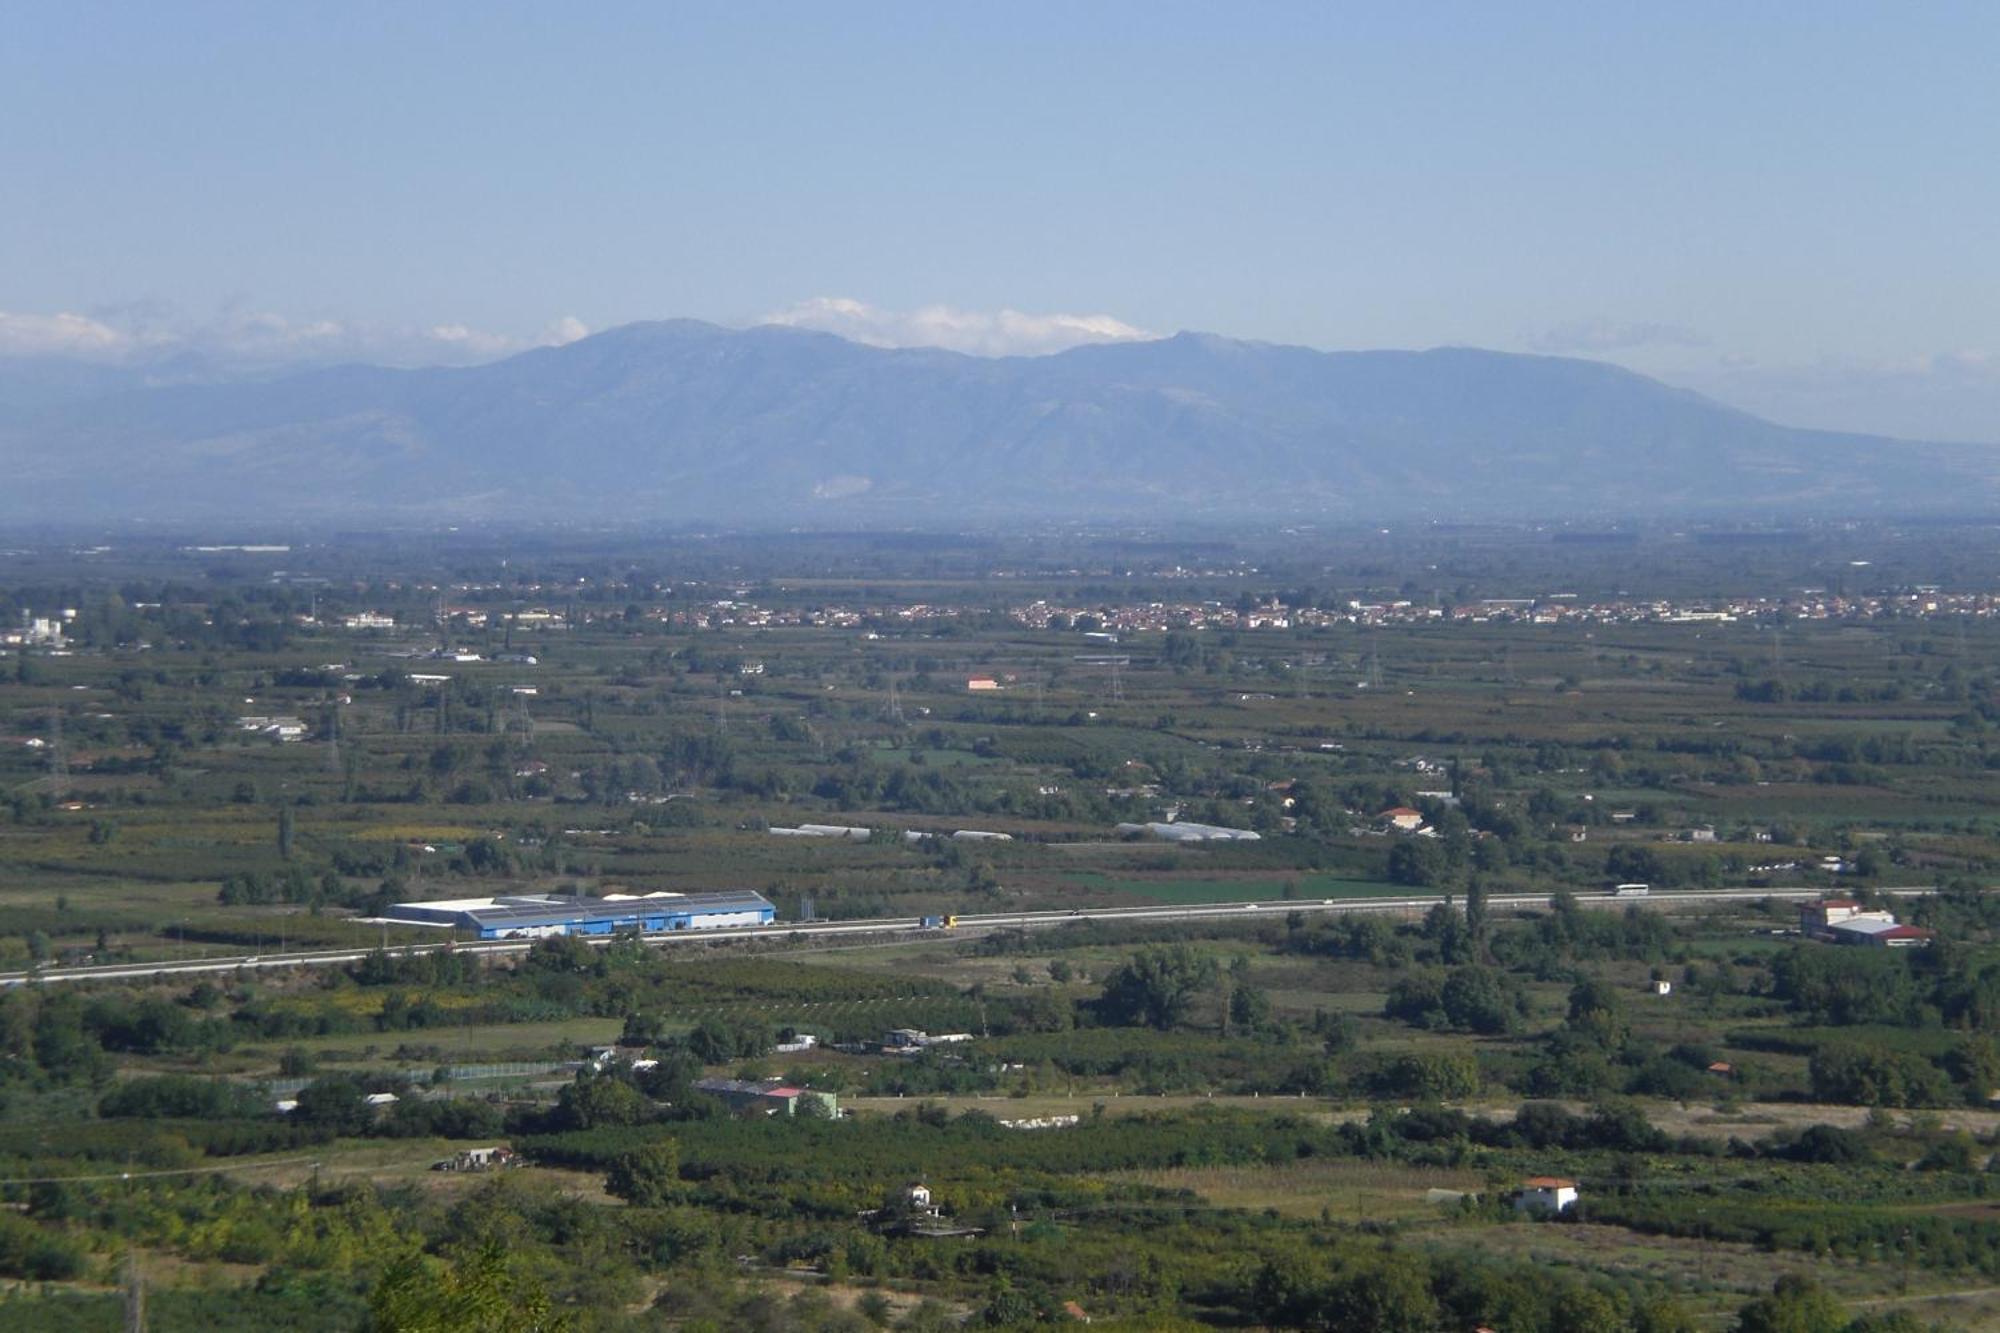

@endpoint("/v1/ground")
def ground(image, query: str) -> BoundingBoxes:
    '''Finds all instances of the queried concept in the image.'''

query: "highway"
[0,885,1934,988]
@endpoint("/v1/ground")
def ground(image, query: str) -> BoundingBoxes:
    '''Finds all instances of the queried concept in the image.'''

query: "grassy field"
[1063,872,1403,904]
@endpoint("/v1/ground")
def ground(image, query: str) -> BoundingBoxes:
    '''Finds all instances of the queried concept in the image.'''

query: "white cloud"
[0,310,131,357]
[762,296,1152,357]
[0,304,588,370]
[424,323,522,359]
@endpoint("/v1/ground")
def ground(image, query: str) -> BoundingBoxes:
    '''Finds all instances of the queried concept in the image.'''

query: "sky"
[3,3,1998,439]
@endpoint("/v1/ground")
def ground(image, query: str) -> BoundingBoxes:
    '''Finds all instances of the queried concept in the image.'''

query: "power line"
[0,1155,323,1188]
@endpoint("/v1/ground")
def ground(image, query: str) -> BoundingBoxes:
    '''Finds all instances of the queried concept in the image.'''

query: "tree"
[1565,975,1630,1051]
[1321,1259,1439,1333]
[1439,965,1525,1034]
[1385,972,1448,1029]
[1631,1296,1700,1333]
[1096,946,1219,1030]
[605,1137,681,1206]
[1388,838,1447,888]
[1421,901,1472,964]
[1808,1043,1952,1109]
[1378,1050,1479,1101]
[1228,983,1273,1032]
[1731,1275,1849,1333]
[31,994,110,1086]
[554,1070,654,1131]
[294,1073,372,1135]
[1464,878,1489,946]
[368,1240,567,1332]
[1253,1253,1439,1333]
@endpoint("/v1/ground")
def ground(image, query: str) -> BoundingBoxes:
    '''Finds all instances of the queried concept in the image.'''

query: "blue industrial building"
[383,890,776,939]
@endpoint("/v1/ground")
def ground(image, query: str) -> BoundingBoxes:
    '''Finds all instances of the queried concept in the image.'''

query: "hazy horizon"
[5,4,1999,442]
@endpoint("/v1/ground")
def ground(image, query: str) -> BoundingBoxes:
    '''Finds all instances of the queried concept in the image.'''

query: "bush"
[100,1075,266,1120]
[0,1212,87,1281]
[1809,1044,1953,1109]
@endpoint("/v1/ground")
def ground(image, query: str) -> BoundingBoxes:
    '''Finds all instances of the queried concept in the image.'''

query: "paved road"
[0,885,1932,988]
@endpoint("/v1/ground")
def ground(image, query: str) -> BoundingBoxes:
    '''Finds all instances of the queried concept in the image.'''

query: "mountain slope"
[2,320,1991,523]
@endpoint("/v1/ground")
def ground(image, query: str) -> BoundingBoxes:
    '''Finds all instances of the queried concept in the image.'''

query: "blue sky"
[4,3,1998,438]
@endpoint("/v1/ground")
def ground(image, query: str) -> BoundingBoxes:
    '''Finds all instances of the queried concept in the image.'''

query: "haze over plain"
[4,4,1998,510]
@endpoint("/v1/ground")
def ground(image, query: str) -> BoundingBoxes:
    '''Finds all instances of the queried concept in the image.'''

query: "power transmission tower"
[1109,659,1124,704]
[1366,636,1383,690]
[887,672,906,725]
[715,677,728,735]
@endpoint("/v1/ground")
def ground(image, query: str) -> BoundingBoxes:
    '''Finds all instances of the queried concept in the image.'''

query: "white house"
[1515,1176,1579,1215]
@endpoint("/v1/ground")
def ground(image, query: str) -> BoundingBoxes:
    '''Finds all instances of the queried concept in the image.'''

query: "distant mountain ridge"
[1,318,1992,523]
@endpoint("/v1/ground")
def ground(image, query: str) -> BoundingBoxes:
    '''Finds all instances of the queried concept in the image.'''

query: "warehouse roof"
[467,890,770,925]
[695,1077,806,1099]
[387,890,773,928]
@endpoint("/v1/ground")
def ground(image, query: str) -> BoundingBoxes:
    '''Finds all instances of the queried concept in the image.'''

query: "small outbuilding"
[1515,1176,1579,1216]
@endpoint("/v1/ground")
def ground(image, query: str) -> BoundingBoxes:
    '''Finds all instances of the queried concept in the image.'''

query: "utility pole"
[122,1249,145,1333]
[50,707,68,798]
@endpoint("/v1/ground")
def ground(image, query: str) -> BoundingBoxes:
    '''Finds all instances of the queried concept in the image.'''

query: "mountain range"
[2,319,1992,525]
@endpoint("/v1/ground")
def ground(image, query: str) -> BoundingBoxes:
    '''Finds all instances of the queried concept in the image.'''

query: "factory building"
[1800,898,1935,948]
[382,890,775,939]
[694,1077,838,1118]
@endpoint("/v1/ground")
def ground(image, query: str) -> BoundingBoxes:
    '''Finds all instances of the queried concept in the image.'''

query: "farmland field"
[8,522,2000,1329]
